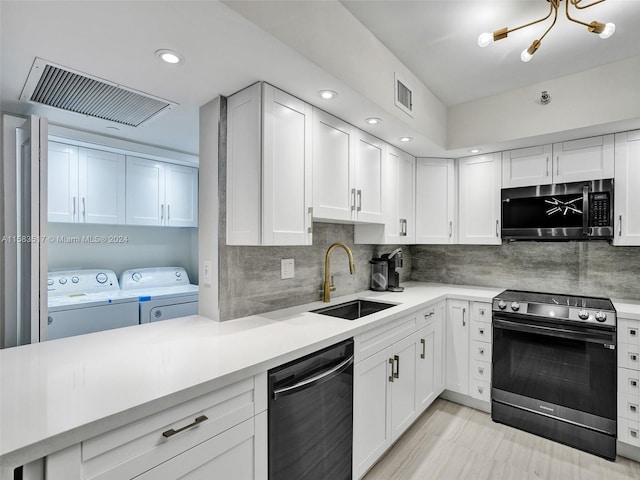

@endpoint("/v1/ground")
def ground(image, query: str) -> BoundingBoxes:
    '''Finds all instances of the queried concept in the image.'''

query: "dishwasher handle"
[272,355,354,399]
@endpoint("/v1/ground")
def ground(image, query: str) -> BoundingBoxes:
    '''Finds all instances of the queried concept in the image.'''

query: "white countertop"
[2,281,637,472]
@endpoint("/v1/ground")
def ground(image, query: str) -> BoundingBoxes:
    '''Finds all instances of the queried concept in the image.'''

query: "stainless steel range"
[491,290,617,460]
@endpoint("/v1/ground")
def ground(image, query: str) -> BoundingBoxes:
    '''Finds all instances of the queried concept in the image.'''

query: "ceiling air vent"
[20,58,177,127]
[394,73,414,118]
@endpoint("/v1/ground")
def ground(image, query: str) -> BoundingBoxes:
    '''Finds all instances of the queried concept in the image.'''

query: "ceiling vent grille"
[394,73,414,117]
[20,58,177,127]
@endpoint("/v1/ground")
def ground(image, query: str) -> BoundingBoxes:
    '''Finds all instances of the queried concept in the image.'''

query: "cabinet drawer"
[471,302,491,324]
[470,321,491,343]
[619,343,640,371]
[471,340,492,363]
[82,376,261,480]
[619,418,640,447]
[355,314,417,362]
[619,318,640,346]
[619,392,640,422]
[619,367,640,396]
[469,378,490,403]
[470,359,491,382]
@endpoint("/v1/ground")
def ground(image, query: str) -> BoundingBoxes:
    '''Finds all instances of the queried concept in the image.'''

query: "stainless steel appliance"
[268,338,353,479]
[491,290,617,460]
[501,178,614,240]
[370,248,404,293]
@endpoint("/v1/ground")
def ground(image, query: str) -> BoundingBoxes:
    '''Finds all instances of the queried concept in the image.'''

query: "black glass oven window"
[492,324,616,420]
[502,193,584,229]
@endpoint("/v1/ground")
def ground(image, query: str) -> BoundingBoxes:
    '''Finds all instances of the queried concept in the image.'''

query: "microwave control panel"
[589,192,611,227]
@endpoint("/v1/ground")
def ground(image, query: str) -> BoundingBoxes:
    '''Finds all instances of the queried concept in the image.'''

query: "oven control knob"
[595,311,607,323]
[578,309,590,320]
[510,302,520,312]
[498,300,506,310]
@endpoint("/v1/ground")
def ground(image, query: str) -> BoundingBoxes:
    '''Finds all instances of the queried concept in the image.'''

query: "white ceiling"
[2,0,639,157]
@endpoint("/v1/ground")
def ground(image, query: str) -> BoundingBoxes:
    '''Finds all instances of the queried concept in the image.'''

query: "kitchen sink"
[311,299,397,320]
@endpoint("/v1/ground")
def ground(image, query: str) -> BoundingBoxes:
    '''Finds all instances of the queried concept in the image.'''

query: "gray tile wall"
[410,242,640,301]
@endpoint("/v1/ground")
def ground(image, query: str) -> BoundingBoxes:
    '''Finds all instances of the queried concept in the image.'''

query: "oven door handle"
[493,318,615,345]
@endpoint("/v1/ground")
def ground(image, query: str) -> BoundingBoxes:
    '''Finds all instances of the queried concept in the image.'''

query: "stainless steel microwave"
[501,178,614,241]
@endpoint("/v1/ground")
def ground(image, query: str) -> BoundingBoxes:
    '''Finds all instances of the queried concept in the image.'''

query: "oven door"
[492,315,617,424]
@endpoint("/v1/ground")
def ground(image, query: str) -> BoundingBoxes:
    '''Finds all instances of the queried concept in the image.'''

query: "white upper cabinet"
[126,156,198,227]
[458,153,502,245]
[614,130,640,246]
[227,82,312,245]
[354,130,385,223]
[503,135,614,187]
[48,142,125,224]
[415,158,456,244]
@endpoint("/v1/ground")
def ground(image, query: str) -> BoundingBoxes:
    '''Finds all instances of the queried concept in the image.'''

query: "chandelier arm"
[537,2,560,43]
[504,1,555,36]
[571,0,606,10]
[565,0,595,28]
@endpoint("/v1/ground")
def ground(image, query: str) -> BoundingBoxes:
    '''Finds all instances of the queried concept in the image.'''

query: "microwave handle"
[582,185,589,236]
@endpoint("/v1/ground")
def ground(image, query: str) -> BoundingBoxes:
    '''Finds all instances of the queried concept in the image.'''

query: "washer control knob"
[47,278,54,286]
[132,271,142,282]
[59,278,67,285]
[578,309,590,320]
[498,300,507,310]
[96,273,108,284]
[595,311,607,323]
[72,276,79,284]
[175,271,182,278]
[510,302,520,312]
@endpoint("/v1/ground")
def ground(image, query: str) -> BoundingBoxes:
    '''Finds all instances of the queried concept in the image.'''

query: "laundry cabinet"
[48,142,126,224]
[125,156,198,227]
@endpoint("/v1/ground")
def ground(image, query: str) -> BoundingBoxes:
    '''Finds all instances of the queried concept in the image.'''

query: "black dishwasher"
[268,338,354,480]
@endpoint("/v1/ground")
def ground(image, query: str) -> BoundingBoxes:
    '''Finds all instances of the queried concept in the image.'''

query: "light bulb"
[477,32,493,48]
[599,22,615,39]
[521,49,533,63]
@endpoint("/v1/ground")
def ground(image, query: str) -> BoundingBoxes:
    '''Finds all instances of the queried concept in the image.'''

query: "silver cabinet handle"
[351,188,356,211]
[631,430,639,439]
[167,204,170,221]
[462,307,466,327]
[424,311,435,319]
[82,197,86,218]
[400,218,407,236]
[619,215,623,237]
[449,221,453,238]
[162,415,208,438]
[556,155,560,176]
[389,358,395,382]
[630,404,638,413]
[308,207,313,234]
[546,156,550,177]
[495,219,499,237]
[394,355,400,379]
[72,196,76,219]
[631,379,638,388]
[631,354,638,362]
[161,204,164,220]
[420,339,426,359]
[356,189,362,212]
[631,329,638,337]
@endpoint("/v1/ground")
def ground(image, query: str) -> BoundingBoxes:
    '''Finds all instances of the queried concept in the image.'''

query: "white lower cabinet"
[45,374,267,480]
[619,317,640,447]
[445,300,470,395]
[415,303,445,412]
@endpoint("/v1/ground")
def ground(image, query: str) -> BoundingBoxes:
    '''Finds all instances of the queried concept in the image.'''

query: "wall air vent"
[394,73,414,118]
[20,58,177,127]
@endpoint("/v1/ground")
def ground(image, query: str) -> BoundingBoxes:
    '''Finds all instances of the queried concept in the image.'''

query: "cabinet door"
[262,84,312,245]
[312,108,355,222]
[502,144,552,187]
[458,153,501,245]
[614,130,640,246]
[78,147,125,225]
[446,300,469,395]
[227,82,262,244]
[416,305,444,413]
[48,141,79,223]
[390,333,417,441]
[353,348,391,479]
[354,129,384,223]
[164,163,198,227]
[397,148,416,242]
[126,156,164,226]
[415,158,455,244]
[553,134,614,184]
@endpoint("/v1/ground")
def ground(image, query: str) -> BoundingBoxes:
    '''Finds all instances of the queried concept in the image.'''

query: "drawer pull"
[421,338,426,359]
[631,354,638,362]
[478,386,484,394]
[479,347,485,355]
[162,415,208,438]
[631,430,638,439]
[478,367,485,375]
[631,379,638,388]
[630,404,638,413]
[424,311,435,319]
[631,329,638,336]
[480,309,485,316]
[479,328,485,336]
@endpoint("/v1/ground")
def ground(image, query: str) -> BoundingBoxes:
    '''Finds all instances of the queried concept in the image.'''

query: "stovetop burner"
[492,289,616,328]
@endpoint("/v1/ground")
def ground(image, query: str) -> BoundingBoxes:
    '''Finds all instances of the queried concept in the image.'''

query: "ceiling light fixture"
[469,148,481,154]
[399,137,413,142]
[478,0,615,62]
[318,90,338,100]
[365,117,381,125]
[155,49,185,65]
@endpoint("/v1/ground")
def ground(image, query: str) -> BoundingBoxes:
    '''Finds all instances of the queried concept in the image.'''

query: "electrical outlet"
[203,260,212,287]
[281,259,294,279]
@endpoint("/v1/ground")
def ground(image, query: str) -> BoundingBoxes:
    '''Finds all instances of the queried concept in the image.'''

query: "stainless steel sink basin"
[311,299,397,320]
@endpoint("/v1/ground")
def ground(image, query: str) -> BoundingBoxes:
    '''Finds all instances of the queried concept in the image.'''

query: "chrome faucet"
[323,242,356,302]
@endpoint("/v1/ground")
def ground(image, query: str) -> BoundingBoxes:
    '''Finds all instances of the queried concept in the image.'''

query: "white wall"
[448,56,640,150]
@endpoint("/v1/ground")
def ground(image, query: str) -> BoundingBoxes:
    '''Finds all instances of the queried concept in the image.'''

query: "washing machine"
[120,267,199,323]
[47,269,139,340]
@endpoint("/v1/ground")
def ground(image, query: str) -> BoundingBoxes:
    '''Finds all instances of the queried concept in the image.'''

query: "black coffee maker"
[370,248,404,292]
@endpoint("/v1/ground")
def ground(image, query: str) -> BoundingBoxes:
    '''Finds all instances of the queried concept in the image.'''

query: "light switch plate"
[281,258,294,279]
[203,260,212,287]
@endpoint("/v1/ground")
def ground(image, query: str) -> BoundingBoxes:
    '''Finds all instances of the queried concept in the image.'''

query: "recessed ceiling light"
[155,49,185,65]
[365,117,381,125]
[318,90,338,100]
[399,137,413,142]
[469,148,481,154]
